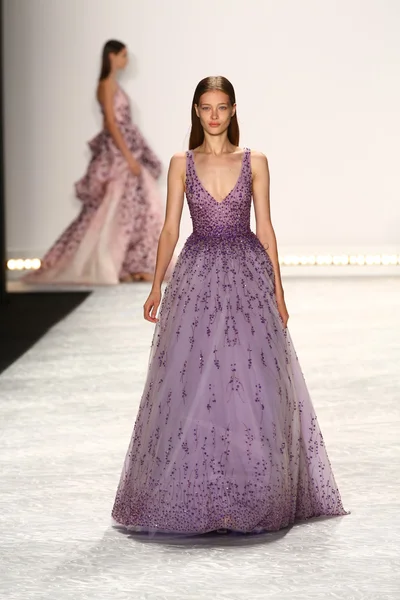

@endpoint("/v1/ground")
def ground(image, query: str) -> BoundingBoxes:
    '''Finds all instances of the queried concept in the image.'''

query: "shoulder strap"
[243,147,252,181]
[185,150,193,184]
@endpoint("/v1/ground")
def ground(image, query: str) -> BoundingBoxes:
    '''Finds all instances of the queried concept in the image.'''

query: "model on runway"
[27,40,170,285]
[112,76,347,534]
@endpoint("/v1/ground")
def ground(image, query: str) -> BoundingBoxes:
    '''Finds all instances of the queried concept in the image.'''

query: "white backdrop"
[3,0,400,258]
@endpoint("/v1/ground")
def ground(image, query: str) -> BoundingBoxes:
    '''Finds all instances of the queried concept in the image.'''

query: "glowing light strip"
[279,254,400,266]
[6,254,400,271]
[7,258,41,270]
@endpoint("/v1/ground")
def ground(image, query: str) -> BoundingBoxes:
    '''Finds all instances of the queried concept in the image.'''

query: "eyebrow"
[200,103,229,107]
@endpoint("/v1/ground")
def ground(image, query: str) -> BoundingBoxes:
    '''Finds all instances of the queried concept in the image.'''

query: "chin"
[207,125,228,136]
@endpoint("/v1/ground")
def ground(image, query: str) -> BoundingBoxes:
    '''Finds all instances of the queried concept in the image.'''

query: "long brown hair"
[189,76,240,150]
[99,40,126,81]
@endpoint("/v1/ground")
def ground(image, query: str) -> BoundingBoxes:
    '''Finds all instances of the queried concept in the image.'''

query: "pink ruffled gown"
[26,85,168,285]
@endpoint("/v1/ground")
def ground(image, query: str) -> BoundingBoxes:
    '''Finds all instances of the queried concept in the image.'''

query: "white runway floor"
[1,277,399,600]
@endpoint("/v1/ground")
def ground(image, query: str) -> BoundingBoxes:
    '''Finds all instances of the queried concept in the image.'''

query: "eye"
[219,106,228,111]
[201,106,210,111]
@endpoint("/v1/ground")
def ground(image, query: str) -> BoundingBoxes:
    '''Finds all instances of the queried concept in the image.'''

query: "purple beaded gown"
[112,148,346,534]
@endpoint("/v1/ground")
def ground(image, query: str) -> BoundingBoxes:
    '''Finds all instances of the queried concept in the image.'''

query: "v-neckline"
[191,149,246,205]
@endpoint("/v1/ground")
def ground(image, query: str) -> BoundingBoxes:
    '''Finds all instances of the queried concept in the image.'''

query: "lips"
[209,123,220,127]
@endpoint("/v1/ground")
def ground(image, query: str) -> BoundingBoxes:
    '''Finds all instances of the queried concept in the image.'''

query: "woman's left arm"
[251,151,289,327]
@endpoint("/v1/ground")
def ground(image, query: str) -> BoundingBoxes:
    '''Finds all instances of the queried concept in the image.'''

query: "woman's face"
[113,47,128,70]
[195,90,236,138]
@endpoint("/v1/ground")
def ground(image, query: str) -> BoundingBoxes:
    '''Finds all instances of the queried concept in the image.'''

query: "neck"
[200,132,236,156]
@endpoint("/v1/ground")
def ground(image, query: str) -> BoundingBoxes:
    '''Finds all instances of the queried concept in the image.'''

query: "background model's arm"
[251,151,289,326]
[97,80,140,175]
[144,153,185,322]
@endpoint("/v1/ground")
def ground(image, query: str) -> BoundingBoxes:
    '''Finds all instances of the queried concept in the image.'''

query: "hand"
[128,156,141,177]
[144,288,161,323]
[276,293,289,328]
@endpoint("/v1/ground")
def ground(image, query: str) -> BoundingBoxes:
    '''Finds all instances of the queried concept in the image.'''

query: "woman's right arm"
[97,80,141,176]
[144,153,185,323]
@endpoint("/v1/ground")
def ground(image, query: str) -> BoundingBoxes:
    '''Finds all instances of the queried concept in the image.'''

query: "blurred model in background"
[27,40,170,284]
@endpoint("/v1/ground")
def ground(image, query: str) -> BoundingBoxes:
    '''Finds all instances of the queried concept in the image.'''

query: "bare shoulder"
[249,149,269,177]
[170,152,187,167]
[170,151,187,161]
[97,77,117,99]
[98,77,116,90]
[250,149,269,165]
[168,152,187,179]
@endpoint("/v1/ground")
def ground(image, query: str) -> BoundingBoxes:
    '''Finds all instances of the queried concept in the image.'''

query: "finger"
[144,303,156,323]
[150,303,159,322]
[143,302,153,321]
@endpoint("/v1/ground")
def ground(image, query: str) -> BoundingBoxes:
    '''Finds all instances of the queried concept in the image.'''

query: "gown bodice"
[185,149,252,239]
[90,84,162,180]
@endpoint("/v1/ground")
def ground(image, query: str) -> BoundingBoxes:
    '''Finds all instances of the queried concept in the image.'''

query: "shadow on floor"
[112,514,342,548]
[0,291,91,373]
[114,525,292,548]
